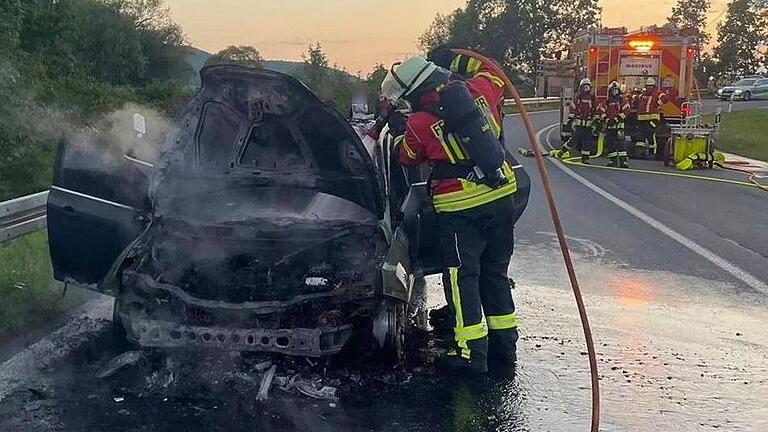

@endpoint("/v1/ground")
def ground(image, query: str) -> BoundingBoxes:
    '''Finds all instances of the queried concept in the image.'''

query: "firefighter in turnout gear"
[635,77,669,157]
[380,50,530,375]
[598,82,631,168]
[568,78,597,164]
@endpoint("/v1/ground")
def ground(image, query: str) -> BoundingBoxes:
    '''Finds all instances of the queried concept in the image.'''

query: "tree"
[714,0,768,77]
[418,0,599,88]
[667,0,711,50]
[301,42,330,92]
[542,0,601,59]
[206,45,265,68]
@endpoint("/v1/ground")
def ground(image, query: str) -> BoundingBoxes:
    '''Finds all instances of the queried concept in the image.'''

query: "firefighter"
[598,81,631,168]
[635,77,669,157]
[380,50,530,375]
[568,78,597,164]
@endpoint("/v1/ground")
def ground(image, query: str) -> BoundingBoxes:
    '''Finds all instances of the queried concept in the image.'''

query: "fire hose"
[452,49,601,432]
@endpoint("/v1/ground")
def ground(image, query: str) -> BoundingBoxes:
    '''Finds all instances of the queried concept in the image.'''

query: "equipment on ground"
[665,101,721,170]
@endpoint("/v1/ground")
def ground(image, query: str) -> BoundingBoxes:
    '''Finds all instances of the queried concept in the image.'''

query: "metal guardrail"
[503,97,560,106]
[0,191,48,244]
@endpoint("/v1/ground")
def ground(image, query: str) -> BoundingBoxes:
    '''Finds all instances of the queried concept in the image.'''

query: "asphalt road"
[0,110,766,432]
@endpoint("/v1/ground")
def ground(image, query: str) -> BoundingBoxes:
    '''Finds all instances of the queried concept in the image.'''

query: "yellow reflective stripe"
[431,122,456,164]
[446,134,466,160]
[449,267,471,359]
[475,71,504,88]
[449,267,463,328]
[401,136,417,160]
[466,58,482,75]
[450,55,462,73]
[637,113,660,121]
[454,322,488,341]
[434,179,517,212]
[432,163,514,204]
[486,313,518,330]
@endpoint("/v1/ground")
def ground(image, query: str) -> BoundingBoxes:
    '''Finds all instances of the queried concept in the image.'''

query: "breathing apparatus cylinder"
[438,80,507,188]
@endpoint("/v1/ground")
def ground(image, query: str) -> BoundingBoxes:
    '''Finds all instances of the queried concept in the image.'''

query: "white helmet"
[645,77,657,86]
[579,78,592,87]
[381,57,439,101]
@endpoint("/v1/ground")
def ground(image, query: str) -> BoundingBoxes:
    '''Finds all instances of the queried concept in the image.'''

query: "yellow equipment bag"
[672,136,709,164]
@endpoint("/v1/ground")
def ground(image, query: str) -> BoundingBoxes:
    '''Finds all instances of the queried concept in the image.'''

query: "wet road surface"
[0,110,766,431]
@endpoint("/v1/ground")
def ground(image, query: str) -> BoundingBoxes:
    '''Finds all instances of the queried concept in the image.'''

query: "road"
[0,110,766,432]
[701,98,768,113]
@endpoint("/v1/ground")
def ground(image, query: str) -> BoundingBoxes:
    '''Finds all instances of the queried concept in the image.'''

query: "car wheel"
[372,299,406,364]
[744,91,752,101]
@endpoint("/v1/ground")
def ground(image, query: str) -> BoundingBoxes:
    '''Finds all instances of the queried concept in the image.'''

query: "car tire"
[744,91,752,101]
[374,299,406,365]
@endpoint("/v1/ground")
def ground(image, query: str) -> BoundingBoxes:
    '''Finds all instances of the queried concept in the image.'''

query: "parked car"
[46,65,443,360]
[717,77,768,101]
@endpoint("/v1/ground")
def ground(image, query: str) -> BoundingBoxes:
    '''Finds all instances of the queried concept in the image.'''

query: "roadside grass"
[708,110,768,161]
[0,231,92,344]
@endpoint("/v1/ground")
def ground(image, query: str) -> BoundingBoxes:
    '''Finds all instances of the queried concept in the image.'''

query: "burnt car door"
[381,132,443,277]
[47,124,153,290]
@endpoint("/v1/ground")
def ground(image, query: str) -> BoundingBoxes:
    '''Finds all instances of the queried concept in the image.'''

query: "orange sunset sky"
[167,0,729,74]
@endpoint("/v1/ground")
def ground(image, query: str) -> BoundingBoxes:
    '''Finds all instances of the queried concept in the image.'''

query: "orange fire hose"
[453,49,601,432]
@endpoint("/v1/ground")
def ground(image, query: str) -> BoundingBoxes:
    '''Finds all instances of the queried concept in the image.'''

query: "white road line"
[538,123,768,294]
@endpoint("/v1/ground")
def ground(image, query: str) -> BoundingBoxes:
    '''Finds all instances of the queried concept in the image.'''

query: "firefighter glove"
[388,110,408,137]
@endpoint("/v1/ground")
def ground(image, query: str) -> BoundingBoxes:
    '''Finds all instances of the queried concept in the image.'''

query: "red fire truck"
[560,26,699,158]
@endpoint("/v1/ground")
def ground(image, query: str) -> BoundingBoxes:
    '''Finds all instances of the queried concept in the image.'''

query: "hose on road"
[453,49,602,432]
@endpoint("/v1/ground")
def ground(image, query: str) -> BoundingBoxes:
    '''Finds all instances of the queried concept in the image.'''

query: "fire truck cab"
[560,26,698,158]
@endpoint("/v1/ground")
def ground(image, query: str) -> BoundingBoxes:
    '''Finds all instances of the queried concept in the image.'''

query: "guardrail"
[503,97,560,113]
[0,191,48,244]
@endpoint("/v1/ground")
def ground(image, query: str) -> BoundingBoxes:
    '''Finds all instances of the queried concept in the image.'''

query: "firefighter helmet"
[579,78,592,87]
[608,81,621,97]
[645,77,657,86]
[381,57,440,101]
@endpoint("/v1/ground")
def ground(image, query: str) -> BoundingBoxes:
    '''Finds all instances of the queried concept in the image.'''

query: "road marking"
[538,123,768,294]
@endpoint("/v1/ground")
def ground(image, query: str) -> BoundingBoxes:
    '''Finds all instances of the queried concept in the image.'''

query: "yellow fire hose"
[453,49,602,432]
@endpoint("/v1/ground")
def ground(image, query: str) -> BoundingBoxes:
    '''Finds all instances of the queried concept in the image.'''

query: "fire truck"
[559,26,699,158]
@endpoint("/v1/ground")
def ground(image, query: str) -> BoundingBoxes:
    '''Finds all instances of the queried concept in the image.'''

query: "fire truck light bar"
[629,40,655,52]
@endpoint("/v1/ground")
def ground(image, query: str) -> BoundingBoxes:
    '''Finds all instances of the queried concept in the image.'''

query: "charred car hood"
[151,65,382,219]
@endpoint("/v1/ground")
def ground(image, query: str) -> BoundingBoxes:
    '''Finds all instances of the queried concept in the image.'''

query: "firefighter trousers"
[637,120,658,151]
[604,128,627,159]
[437,183,528,364]
[571,125,594,157]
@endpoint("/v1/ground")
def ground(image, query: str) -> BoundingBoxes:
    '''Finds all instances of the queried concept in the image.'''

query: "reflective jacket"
[636,88,669,121]
[397,54,518,213]
[568,92,597,127]
[598,96,630,129]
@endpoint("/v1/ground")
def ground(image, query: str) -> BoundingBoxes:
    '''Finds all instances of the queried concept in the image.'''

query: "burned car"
[47,65,441,359]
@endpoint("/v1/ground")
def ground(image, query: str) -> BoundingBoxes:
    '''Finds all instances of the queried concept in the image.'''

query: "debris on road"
[295,378,338,402]
[252,360,272,372]
[256,365,277,401]
[97,351,143,379]
[113,396,124,403]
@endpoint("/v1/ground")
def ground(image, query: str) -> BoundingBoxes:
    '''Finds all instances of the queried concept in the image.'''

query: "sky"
[167,0,729,74]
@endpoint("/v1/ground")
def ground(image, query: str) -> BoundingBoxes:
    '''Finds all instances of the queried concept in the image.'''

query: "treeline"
[206,42,388,114]
[419,0,601,91]
[0,0,192,200]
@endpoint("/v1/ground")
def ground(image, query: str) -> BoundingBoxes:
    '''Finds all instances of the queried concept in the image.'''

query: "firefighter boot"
[581,153,590,165]
[436,338,489,375]
[619,153,629,168]
[606,153,618,167]
[487,328,518,365]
